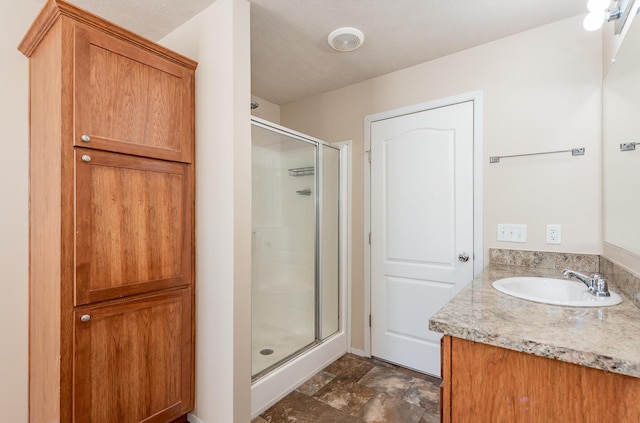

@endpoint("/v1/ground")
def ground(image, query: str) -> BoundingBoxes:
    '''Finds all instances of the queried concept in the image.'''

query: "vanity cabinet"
[19,1,196,422]
[440,336,640,422]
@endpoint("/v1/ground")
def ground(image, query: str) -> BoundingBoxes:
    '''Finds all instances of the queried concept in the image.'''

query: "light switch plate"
[497,224,527,243]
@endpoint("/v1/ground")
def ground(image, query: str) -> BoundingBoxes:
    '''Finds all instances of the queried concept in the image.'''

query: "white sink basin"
[492,277,623,307]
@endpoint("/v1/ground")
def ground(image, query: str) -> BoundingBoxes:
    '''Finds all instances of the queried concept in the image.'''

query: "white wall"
[160,0,252,422]
[0,1,45,421]
[280,15,603,351]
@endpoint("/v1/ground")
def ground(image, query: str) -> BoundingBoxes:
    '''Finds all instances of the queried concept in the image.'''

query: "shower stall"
[251,117,347,415]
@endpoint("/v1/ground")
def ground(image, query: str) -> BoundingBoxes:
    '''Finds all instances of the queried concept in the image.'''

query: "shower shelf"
[288,166,314,176]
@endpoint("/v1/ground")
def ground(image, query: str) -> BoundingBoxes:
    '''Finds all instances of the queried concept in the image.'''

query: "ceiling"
[58,0,588,105]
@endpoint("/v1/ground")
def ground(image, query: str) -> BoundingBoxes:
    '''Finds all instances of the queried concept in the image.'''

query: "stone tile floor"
[252,353,441,423]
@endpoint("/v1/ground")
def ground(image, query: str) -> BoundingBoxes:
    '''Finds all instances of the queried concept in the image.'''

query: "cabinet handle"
[80,314,91,323]
[80,134,91,142]
[81,155,91,163]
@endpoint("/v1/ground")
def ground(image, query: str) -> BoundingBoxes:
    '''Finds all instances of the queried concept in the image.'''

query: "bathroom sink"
[492,277,623,307]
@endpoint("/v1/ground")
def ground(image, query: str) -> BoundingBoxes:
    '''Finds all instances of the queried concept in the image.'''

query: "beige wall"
[1,3,611,420]
[603,0,639,77]
[0,1,44,421]
[3,1,254,420]
[281,15,603,351]
[602,0,640,276]
[160,0,252,422]
[251,94,281,123]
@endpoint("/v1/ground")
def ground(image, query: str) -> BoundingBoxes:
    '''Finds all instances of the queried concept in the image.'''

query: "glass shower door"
[251,124,317,377]
[319,144,340,340]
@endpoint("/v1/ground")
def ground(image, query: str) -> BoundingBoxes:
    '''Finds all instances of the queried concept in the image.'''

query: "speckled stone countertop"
[429,264,640,379]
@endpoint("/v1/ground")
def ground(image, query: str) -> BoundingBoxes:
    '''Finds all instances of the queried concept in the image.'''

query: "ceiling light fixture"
[328,27,365,52]
[583,0,627,32]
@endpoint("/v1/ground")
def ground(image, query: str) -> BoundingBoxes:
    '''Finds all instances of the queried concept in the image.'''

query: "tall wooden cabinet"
[19,1,196,422]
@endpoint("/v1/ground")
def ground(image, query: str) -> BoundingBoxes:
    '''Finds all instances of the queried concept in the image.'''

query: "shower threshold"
[252,340,319,383]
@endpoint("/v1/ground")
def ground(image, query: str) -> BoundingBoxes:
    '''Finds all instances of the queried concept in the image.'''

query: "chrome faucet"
[562,268,611,297]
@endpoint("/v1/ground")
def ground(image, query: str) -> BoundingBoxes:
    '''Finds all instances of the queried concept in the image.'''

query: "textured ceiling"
[250,0,588,105]
[63,0,215,40]
[60,0,588,105]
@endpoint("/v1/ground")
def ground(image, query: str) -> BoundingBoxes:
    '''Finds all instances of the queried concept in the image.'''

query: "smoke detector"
[328,27,364,52]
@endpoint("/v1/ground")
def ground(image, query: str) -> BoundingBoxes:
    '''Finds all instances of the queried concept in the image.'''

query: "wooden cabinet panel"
[75,149,192,305]
[21,2,196,421]
[441,336,640,422]
[73,289,193,423]
[74,24,193,163]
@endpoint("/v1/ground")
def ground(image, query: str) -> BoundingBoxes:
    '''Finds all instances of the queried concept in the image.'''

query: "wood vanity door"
[73,24,193,163]
[73,289,193,423]
[442,336,640,422]
[74,149,192,305]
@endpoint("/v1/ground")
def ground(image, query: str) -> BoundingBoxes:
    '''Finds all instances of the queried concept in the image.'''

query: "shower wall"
[252,145,315,330]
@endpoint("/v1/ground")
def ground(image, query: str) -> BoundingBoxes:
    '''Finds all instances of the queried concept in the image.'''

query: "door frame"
[363,91,484,358]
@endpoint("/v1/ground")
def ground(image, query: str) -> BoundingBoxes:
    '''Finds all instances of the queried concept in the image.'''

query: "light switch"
[497,224,527,243]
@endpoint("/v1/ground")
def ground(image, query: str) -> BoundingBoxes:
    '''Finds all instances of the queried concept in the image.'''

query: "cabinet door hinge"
[369,314,372,327]
[368,232,371,244]
[367,149,371,163]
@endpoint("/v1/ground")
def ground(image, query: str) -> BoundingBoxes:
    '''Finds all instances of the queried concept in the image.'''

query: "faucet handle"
[593,276,611,298]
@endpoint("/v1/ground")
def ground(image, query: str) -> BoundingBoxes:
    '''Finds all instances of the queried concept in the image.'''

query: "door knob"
[458,252,470,262]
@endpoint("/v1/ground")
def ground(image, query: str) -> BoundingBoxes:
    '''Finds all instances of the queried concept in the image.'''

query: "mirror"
[603,16,640,258]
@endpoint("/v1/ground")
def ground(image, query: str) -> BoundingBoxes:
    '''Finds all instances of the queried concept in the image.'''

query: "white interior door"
[370,101,474,376]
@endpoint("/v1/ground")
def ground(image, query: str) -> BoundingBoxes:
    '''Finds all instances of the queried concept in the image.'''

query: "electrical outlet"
[497,224,527,243]
[546,224,561,244]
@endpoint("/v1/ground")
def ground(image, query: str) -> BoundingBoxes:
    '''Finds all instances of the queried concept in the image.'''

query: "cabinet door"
[75,149,192,305]
[445,337,640,422]
[74,24,193,163]
[73,289,193,423]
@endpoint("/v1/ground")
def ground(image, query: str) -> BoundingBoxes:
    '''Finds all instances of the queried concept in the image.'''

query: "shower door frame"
[251,118,350,418]
[250,117,344,382]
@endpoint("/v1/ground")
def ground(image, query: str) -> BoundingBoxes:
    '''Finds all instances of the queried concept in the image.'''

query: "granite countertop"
[429,264,640,378]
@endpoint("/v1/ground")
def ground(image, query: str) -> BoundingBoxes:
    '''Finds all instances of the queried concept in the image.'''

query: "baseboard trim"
[187,413,204,423]
[349,347,366,357]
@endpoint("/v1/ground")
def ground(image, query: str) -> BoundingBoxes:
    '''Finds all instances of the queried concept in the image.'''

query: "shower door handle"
[458,252,470,262]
